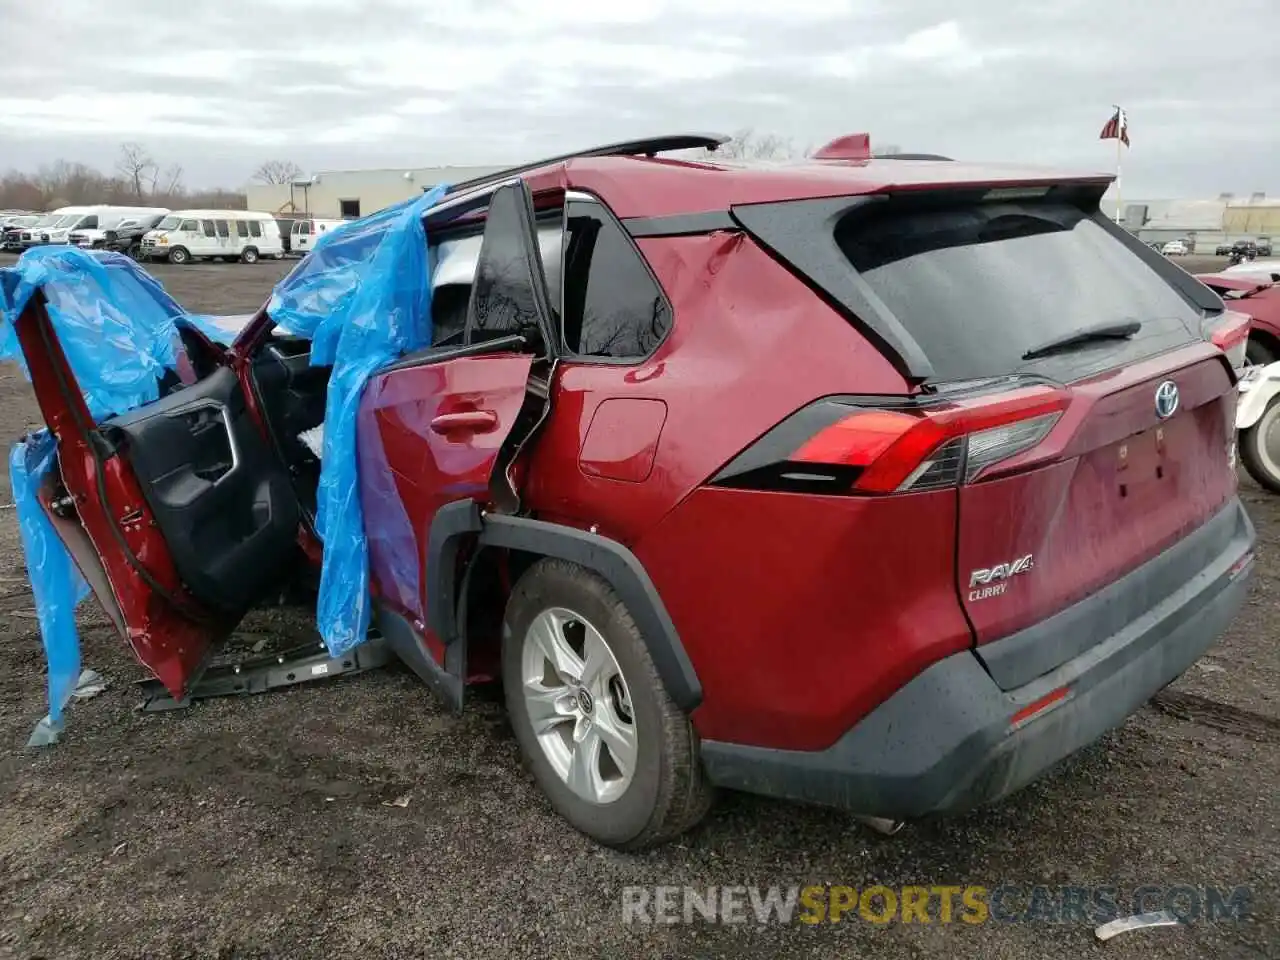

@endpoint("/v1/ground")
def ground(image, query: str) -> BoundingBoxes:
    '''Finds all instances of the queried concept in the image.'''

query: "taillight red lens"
[1209,310,1251,371]
[788,388,1068,494]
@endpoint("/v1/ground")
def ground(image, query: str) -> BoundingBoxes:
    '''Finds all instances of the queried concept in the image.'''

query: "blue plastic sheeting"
[0,247,194,742]
[9,432,91,746]
[0,246,188,420]
[267,185,450,655]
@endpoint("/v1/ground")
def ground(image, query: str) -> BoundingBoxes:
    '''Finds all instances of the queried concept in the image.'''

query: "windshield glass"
[51,214,83,228]
[836,202,1203,381]
[156,216,181,230]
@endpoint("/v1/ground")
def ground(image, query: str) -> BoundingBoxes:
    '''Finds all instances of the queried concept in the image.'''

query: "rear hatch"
[737,187,1239,684]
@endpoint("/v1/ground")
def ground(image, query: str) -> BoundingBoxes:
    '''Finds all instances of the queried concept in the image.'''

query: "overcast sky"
[2,0,1276,197]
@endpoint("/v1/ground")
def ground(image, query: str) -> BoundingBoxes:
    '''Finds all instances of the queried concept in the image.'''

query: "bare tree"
[707,129,797,161]
[150,163,185,199]
[0,160,246,211]
[116,142,157,199]
[253,160,304,184]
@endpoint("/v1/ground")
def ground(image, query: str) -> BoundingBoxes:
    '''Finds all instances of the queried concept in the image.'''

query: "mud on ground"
[0,253,1274,959]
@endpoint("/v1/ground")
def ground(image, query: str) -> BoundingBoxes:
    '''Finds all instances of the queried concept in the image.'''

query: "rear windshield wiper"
[1021,320,1142,361]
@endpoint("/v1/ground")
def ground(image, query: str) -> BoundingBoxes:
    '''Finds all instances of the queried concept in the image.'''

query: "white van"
[290,217,346,255]
[67,207,170,248]
[141,210,286,264]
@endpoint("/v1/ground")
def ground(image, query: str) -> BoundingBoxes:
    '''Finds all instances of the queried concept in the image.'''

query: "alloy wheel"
[520,607,637,804]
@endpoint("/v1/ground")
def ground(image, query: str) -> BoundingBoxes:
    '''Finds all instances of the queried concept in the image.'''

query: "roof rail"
[444,133,731,196]
[873,152,955,161]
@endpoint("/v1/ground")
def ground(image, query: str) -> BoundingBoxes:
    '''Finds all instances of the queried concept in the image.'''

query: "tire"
[167,246,190,265]
[1246,338,1277,368]
[502,558,711,849]
[240,247,259,264]
[1240,395,1280,493]
[127,243,144,262]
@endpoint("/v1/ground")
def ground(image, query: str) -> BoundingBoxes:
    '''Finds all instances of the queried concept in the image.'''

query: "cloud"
[0,0,1276,196]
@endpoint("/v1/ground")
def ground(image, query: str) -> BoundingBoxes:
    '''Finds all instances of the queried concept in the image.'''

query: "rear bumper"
[700,497,1255,818]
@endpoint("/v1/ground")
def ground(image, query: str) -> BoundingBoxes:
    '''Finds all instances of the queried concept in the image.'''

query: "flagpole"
[1115,133,1123,223]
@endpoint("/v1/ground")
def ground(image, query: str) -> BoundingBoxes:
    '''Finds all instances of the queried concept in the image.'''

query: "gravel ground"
[0,252,1275,959]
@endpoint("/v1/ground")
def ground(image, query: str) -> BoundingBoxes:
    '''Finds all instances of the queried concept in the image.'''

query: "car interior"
[95,203,566,616]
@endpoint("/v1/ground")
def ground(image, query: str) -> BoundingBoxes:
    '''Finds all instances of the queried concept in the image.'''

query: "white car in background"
[1161,240,1188,256]
[1222,258,1280,283]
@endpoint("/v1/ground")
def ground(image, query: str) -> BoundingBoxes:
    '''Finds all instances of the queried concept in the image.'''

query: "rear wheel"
[240,247,259,264]
[167,246,190,265]
[1240,395,1280,493]
[502,558,711,849]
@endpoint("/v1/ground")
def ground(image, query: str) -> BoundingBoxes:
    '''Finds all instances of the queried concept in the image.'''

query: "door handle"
[430,410,499,435]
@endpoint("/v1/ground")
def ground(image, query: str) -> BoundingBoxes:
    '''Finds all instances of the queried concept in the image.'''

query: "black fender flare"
[425,500,703,711]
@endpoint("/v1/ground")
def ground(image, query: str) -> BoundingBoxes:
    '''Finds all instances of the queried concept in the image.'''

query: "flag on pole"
[1099,106,1129,147]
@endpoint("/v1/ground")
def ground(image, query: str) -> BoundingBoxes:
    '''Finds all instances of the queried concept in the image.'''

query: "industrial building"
[1120,194,1279,252]
[244,165,507,219]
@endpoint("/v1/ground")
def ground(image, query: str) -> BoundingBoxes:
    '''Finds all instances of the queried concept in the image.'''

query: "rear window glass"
[837,203,1202,382]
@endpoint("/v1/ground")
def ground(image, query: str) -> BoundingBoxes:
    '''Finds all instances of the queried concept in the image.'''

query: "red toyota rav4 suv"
[11,134,1256,849]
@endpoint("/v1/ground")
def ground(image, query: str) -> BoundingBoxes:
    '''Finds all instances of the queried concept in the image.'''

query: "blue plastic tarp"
[0,246,199,744]
[1,247,189,419]
[268,184,449,655]
[10,432,92,746]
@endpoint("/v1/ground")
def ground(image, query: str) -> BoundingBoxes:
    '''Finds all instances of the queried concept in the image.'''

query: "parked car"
[66,207,170,249]
[289,216,345,255]
[1216,243,1233,256]
[1162,239,1188,255]
[0,215,39,250]
[1221,258,1280,284]
[5,134,1255,849]
[1258,241,1273,257]
[140,210,285,263]
[100,213,169,259]
[1198,273,1280,365]
[5,212,62,251]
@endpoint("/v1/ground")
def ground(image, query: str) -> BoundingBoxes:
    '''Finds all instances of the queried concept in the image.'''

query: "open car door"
[11,295,302,699]
[360,180,558,707]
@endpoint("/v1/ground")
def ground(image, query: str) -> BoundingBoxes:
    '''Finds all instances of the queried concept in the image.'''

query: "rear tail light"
[1208,310,1250,372]
[713,387,1067,495]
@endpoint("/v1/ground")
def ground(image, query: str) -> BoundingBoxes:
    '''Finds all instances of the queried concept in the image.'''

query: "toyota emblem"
[1154,380,1179,420]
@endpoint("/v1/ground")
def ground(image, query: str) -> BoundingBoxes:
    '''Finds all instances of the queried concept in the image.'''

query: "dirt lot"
[0,252,1275,959]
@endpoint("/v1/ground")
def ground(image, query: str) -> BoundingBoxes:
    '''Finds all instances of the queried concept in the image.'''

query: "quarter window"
[236,220,249,238]
[249,220,263,238]
[560,199,670,359]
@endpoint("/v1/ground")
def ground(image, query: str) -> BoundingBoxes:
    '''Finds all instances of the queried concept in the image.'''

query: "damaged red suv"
[11,134,1256,848]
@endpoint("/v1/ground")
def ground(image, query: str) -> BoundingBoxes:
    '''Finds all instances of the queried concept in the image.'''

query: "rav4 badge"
[968,554,1035,601]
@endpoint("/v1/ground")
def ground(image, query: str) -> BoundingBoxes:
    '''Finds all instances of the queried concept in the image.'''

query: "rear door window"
[836,203,1202,382]
[561,199,671,360]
